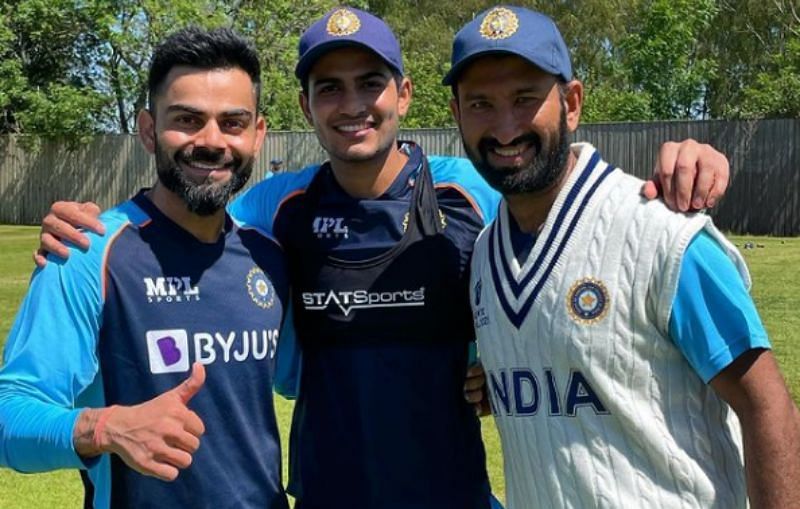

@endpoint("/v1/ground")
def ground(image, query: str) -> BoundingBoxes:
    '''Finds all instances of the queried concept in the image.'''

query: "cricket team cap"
[443,5,572,85]
[295,7,404,81]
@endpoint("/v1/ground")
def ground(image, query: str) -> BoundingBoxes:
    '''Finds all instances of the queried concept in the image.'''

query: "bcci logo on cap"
[247,267,275,309]
[479,7,519,40]
[567,278,610,324]
[327,8,361,36]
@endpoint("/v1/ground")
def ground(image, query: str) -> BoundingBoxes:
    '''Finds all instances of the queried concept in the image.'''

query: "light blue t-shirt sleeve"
[0,244,104,472]
[669,231,770,383]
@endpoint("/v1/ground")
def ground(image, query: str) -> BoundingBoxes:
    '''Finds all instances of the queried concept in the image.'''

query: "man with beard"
[450,6,800,508]
[0,27,290,509]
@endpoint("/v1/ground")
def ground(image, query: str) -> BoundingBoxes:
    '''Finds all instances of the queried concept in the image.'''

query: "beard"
[155,141,253,216]
[464,106,570,196]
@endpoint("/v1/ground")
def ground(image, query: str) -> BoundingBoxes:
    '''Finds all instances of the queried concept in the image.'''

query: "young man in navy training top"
[35,8,731,509]
[0,27,290,509]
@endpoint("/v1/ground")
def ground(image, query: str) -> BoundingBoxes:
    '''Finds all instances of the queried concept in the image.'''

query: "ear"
[396,76,413,118]
[137,109,157,154]
[449,96,461,126]
[563,80,583,133]
[254,113,267,154]
[299,91,313,125]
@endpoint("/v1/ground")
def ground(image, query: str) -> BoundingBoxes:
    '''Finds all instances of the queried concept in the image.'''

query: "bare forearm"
[741,399,800,508]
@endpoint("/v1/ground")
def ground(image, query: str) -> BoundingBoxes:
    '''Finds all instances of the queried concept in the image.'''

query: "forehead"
[156,66,257,111]
[307,46,393,81]
[457,54,555,93]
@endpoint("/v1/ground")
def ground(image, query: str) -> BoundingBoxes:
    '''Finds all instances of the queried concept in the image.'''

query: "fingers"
[654,141,678,211]
[653,140,731,212]
[174,363,206,404]
[703,148,729,208]
[640,180,659,201]
[41,215,89,253]
[32,249,48,268]
[464,364,487,405]
[182,409,206,437]
[671,142,699,212]
[52,201,105,235]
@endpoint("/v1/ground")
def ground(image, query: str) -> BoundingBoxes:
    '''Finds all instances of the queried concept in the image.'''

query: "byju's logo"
[146,329,190,374]
[312,217,349,239]
[143,277,200,304]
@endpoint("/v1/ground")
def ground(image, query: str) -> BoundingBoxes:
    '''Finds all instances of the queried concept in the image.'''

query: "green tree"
[0,0,108,142]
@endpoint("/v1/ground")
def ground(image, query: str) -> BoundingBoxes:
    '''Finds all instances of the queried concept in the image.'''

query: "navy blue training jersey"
[0,191,289,509]
[231,144,502,509]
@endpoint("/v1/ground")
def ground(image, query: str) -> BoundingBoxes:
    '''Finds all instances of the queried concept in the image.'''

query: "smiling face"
[138,66,265,215]
[451,54,582,196]
[300,46,411,167]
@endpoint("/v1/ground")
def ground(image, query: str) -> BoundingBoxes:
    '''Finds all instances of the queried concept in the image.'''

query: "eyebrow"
[463,85,552,101]
[165,104,253,118]
[312,71,391,88]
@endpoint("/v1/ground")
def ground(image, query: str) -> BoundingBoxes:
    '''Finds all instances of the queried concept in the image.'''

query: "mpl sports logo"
[143,276,200,304]
[146,328,279,374]
[312,216,349,239]
[301,287,425,316]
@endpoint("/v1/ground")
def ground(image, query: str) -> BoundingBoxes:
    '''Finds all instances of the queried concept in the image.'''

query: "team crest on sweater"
[567,278,609,324]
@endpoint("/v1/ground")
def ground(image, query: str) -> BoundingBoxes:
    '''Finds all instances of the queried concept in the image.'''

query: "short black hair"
[148,26,261,110]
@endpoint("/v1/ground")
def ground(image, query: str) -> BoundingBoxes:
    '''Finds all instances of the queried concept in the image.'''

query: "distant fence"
[0,118,797,235]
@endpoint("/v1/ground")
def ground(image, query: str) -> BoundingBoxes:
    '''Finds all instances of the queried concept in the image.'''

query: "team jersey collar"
[132,189,234,245]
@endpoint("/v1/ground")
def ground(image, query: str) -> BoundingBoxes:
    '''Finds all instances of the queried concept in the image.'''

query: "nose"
[489,105,524,146]
[339,87,368,117]
[194,119,227,151]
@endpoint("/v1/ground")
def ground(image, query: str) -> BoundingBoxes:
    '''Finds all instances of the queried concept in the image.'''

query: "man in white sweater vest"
[445,5,800,508]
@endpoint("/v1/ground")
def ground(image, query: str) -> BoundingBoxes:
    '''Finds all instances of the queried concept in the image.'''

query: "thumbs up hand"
[92,363,207,481]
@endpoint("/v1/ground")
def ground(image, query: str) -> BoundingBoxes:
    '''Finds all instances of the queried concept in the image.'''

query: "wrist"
[73,406,119,457]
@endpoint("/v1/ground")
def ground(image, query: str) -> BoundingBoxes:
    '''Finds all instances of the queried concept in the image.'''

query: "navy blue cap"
[295,7,404,81]
[443,5,572,85]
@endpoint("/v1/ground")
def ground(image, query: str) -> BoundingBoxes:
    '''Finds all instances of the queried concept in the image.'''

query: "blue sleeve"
[229,166,320,235]
[428,156,501,224]
[0,240,105,471]
[668,231,770,383]
[273,301,301,399]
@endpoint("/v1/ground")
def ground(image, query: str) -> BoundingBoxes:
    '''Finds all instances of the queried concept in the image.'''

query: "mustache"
[478,132,542,156]
[176,146,235,166]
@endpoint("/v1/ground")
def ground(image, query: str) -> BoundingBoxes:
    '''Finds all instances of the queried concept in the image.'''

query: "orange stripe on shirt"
[272,189,307,224]
[101,223,132,301]
[434,183,484,222]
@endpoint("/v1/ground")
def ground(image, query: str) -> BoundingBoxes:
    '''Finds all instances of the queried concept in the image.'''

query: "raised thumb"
[174,362,206,404]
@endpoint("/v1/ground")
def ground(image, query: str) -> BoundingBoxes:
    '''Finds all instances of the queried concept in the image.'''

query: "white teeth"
[337,123,370,132]
[185,162,226,170]
[494,146,525,157]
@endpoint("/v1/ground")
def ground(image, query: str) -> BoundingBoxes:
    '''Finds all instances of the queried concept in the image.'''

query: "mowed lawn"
[0,224,797,508]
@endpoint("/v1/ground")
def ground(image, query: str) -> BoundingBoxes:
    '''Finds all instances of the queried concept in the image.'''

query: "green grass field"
[0,225,796,508]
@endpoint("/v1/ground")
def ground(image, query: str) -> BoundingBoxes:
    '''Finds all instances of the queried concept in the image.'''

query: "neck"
[505,151,578,234]
[146,183,226,243]
[328,144,409,199]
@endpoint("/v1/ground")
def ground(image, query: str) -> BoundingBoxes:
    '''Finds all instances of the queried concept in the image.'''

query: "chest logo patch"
[401,209,447,232]
[247,267,275,309]
[567,278,609,324]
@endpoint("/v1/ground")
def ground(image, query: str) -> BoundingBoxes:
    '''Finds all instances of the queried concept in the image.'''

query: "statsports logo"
[301,287,425,316]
